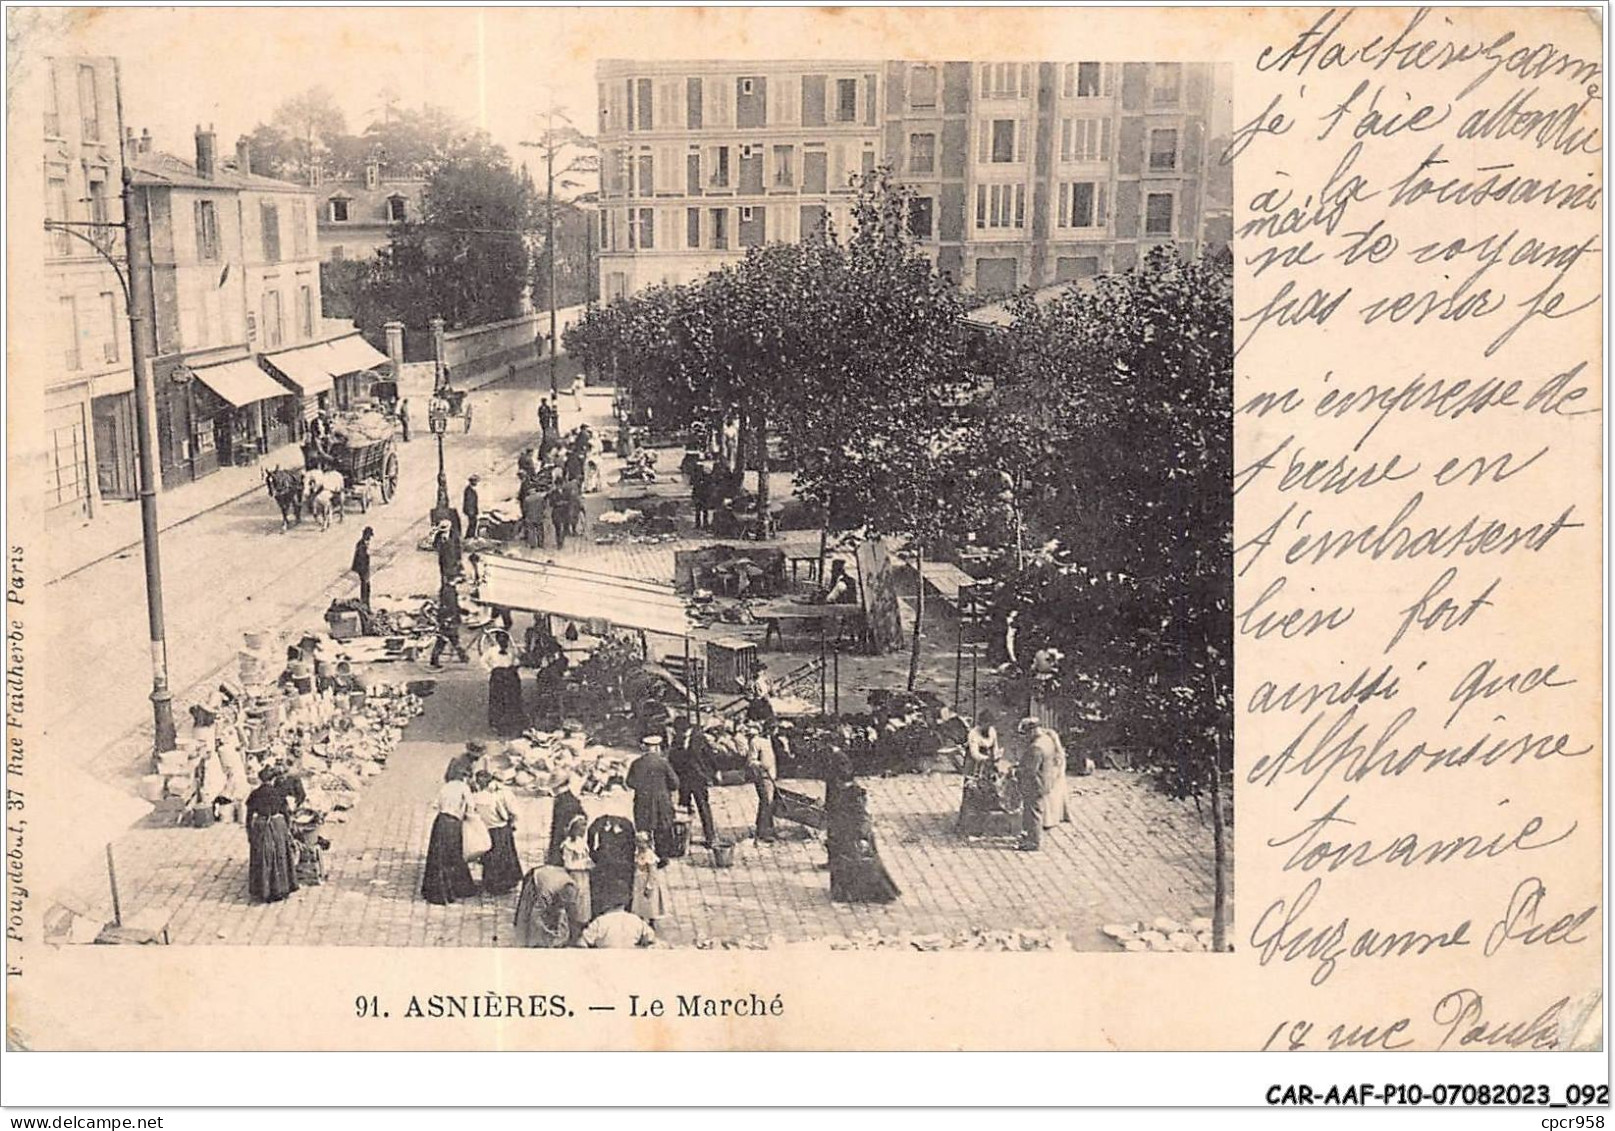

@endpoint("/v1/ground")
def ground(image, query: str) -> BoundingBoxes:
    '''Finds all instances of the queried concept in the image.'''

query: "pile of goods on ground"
[1101,916,1220,952]
[141,630,426,839]
[486,726,630,799]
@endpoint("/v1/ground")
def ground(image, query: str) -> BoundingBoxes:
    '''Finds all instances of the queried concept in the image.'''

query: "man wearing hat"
[625,734,680,865]
[462,475,481,540]
[1016,716,1067,850]
[668,716,718,848]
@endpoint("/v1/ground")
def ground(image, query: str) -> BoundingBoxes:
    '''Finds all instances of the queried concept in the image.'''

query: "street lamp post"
[45,98,178,753]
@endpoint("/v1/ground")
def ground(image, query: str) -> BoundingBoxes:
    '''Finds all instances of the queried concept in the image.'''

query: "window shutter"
[1098,184,1109,224]
[1103,64,1116,96]
[977,122,989,163]
[1015,184,1025,228]
[1057,184,1069,227]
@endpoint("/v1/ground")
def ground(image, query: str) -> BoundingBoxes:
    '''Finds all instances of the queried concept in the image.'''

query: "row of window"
[56,290,121,372]
[45,166,113,258]
[252,283,316,351]
[602,203,854,252]
[974,182,1176,235]
[604,73,878,133]
[326,195,408,224]
[186,197,313,265]
[43,60,103,141]
[602,182,1178,250]
[606,142,878,198]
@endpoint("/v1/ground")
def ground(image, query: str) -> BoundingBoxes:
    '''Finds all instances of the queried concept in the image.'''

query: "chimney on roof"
[236,138,252,176]
[194,123,217,179]
[140,127,151,154]
[364,148,381,191]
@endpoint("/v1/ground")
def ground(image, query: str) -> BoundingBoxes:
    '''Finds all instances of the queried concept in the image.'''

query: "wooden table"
[917,561,978,612]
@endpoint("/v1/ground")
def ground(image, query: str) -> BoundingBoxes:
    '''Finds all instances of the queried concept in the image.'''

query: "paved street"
[38,366,1221,948]
[52,666,1218,949]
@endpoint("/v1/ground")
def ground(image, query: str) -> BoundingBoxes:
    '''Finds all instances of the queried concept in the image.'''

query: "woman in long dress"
[245,766,299,903]
[422,763,479,905]
[587,814,637,914]
[483,630,527,736]
[472,771,524,896]
[824,749,900,904]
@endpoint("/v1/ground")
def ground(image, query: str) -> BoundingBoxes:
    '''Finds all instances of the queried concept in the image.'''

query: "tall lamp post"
[45,74,177,753]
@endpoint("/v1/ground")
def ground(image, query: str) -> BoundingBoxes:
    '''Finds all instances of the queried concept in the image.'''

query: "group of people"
[960,711,1073,850]
[418,740,671,949]
[514,406,595,553]
[421,744,525,905]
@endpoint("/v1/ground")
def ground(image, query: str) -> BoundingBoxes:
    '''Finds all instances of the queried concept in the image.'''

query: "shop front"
[187,357,301,467]
[259,342,336,435]
[324,333,392,409]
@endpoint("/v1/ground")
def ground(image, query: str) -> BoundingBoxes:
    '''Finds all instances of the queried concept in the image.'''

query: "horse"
[304,470,347,531]
[264,467,305,532]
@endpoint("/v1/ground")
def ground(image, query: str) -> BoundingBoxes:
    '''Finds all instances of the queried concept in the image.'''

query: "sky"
[14,7,1233,173]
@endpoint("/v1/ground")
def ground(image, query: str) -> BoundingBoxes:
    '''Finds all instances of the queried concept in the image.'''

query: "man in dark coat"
[625,735,680,864]
[462,476,481,539]
[521,486,548,550]
[668,717,718,847]
[546,774,586,866]
[351,526,374,607]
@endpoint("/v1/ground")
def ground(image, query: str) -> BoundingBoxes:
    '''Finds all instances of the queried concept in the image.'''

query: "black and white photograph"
[15,31,1237,962]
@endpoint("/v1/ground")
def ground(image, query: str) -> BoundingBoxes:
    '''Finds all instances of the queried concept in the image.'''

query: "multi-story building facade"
[315,152,427,265]
[596,58,1226,299]
[130,128,386,487]
[41,55,138,524]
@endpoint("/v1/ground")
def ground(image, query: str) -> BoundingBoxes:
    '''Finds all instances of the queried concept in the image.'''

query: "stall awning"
[261,343,336,397]
[326,335,390,376]
[477,555,693,639]
[190,358,293,407]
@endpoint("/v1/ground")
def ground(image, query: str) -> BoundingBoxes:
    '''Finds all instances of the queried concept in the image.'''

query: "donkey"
[264,467,306,532]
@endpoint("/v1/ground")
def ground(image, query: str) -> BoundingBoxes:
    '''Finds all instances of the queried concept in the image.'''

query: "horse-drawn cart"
[329,433,399,510]
[429,389,473,434]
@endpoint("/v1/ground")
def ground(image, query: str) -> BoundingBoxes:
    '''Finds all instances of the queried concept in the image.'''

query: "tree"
[270,86,347,182]
[237,122,299,180]
[415,137,532,327]
[989,246,1234,946]
[521,98,599,393]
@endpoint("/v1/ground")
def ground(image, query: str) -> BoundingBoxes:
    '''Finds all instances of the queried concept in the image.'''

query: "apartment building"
[595,60,883,299]
[596,58,1226,299]
[41,56,138,524]
[130,128,387,487]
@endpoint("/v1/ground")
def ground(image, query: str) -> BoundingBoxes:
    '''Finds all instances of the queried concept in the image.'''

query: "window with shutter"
[687,207,701,249]
[910,65,938,109]
[1151,64,1182,106]
[835,78,858,122]
[909,133,936,173]
[1149,128,1179,171]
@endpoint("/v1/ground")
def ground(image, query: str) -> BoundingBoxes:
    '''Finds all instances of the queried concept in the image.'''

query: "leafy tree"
[269,86,347,181]
[237,122,299,180]
[989,246,1234,946]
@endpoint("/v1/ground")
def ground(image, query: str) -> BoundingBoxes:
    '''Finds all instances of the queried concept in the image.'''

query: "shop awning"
[326,335,390,376]
[190,358,293,407]
[261,343,336,397]
[477,555,693,639]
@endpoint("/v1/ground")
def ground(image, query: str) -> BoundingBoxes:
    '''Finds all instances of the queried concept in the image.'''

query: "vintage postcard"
[2,3,1603,1072]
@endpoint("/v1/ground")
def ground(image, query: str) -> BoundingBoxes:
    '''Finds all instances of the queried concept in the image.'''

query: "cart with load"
[328,413,400,510]
[429,388,473,434]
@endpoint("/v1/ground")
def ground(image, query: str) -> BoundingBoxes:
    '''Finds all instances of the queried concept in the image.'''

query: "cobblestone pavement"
[53,668,1219,950]
[45,378,1222,949]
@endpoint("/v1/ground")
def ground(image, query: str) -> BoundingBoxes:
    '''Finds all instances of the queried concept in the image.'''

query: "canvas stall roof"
[261,342,336,396]
[326,334,390,376]
[477,555,693,638]
[189,358,293,407]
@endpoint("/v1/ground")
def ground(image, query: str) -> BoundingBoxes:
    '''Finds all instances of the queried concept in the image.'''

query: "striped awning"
[189,358,293,407]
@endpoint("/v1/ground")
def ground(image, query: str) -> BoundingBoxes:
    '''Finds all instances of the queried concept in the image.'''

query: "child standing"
[560,815,594,924]
[629,830,666,928]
